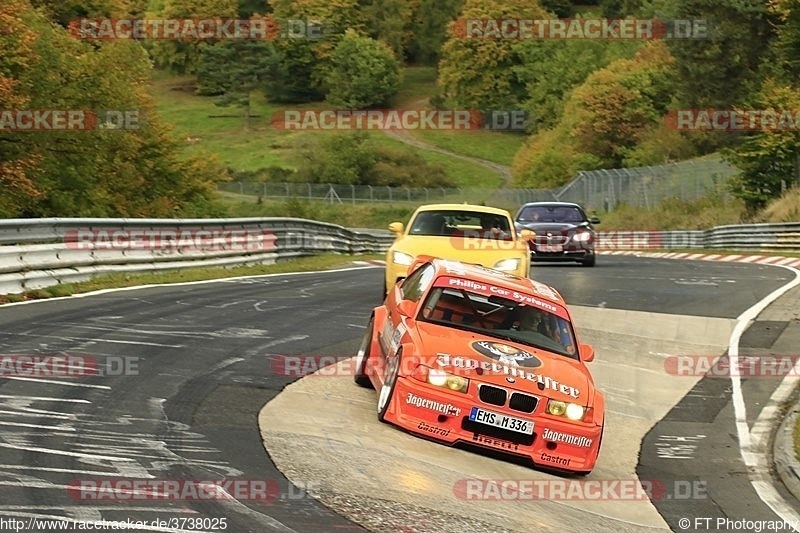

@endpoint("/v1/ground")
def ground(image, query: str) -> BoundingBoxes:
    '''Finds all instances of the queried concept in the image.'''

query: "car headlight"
[425,367,469,393]
[493,258,520,271]
[572,231,592,243]
[547,400,585,421]
[392,251,414,266]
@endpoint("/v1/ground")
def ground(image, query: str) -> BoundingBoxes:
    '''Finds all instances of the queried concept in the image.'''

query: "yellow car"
[384,204,533,297]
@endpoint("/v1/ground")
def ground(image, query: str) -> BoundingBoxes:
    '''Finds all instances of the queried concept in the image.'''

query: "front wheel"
[354,317,374,388]
[377,348,401,422]
[580,255,596,267]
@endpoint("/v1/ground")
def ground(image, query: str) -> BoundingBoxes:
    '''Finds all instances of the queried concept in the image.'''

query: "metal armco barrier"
[0,218,797,295]
[0,218,396,295]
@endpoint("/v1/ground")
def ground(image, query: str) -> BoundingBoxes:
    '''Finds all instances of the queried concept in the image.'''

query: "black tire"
[580,254,596,267]
[354,317,375,388]
[377,348,402,422]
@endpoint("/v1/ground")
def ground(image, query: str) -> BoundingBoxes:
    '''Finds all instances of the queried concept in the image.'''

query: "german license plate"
[539,244,563,252]
[469,407,533,435]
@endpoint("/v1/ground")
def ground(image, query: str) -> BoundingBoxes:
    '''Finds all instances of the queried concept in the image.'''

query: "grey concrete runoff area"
[260,306,736,533]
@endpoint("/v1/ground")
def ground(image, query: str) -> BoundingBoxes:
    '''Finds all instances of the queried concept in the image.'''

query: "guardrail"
[0,218,797,295]
[0,218,396,295]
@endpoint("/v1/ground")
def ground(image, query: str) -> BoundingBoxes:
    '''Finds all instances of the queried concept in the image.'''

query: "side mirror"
[397,299,416,318]
[389,222,404,234]
[579,343,595,362]
[519,229,535,241]
[589,216,600,225]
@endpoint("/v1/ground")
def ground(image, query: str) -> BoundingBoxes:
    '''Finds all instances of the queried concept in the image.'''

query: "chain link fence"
[219,156,739,210]
[556,157,739,211]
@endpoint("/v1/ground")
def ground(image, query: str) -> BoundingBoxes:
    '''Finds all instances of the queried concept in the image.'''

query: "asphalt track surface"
[0,256,794,532]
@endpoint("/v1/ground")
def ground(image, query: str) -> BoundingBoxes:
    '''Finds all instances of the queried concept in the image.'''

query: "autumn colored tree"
[0,0,42,216]
[512,42,676,187]
[1,0,227,217]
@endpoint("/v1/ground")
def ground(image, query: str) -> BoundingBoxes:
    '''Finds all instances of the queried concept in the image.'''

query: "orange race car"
[354,257,604,475]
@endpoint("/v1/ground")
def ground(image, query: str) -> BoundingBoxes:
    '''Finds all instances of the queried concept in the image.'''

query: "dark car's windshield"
[419,285,578,359]
[409,210,512,239]
[517,205,586,224]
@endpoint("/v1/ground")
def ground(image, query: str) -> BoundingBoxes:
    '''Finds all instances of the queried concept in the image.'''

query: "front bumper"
[385,376,603,473]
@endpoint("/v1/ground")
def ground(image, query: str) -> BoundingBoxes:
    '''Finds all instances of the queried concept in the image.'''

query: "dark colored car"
[514,202,600,267]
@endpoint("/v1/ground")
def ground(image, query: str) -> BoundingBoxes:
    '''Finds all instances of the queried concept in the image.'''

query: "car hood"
[394,235,527,263]
[414,321,591,403]
[515,222,589,233]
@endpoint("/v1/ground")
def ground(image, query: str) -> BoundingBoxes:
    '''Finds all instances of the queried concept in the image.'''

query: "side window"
[400,264,435,302]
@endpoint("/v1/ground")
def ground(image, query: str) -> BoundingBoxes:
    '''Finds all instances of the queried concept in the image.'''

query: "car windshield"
[419,286,578,359]
[409,210,512,239]
[517,205,586,224]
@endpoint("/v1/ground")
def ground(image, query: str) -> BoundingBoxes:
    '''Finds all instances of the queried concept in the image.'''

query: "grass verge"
[0,253,383,305]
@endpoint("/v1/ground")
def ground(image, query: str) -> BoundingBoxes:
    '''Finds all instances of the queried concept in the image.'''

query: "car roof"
[414,203,512,217]
[426,257,567,308]
[518,202,584,209]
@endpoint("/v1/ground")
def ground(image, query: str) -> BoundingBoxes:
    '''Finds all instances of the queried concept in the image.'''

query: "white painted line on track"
[0,421,74,431]
[0,441,135,462]
[729,263,800,530]
[0,394,89,403]
[0,265,382,308]
[2,376,111,389]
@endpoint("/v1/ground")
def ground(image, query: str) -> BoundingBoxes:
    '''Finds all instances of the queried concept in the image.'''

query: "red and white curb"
[356,254,800,268]
[598,250,800,268]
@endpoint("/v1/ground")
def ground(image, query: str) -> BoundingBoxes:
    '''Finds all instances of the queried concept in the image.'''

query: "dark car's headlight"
[572,231,593,243]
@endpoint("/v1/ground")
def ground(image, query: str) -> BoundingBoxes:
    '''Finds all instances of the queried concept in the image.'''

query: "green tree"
[438,0,548,109]
[196,39,276,129]
[360,0,411,59]
[406,0,463,64]
[659,0,777,110]
[146,0,239,74]
[514,38,640,131]
[773,0,800,84]
[325,30,400,108]
[266,0,365,102]
[724,80,800,213]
